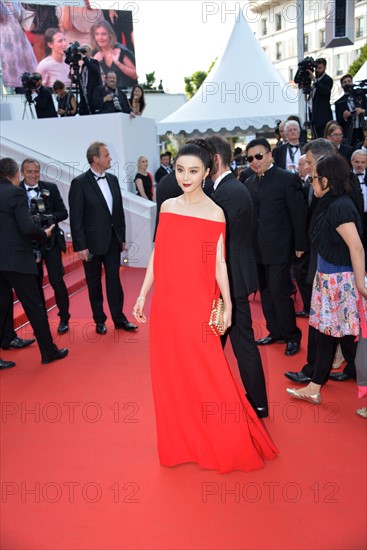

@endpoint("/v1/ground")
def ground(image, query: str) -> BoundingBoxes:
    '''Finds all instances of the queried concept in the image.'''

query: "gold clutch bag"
[209,297,225,336]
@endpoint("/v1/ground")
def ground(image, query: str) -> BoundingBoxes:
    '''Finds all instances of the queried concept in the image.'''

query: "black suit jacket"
[91,85,132,115]
[335,92,367,139]
[310,73,333,127]
[79,57,102,114]
[155,166,172,183]
[69,169,126,255]
[20,180,68,251]
[272,142,305,170]
[212,173,259,296]
[0,178,47,274]
[244,166,307,264]
[338,143,354,163]
[34,86,57,119]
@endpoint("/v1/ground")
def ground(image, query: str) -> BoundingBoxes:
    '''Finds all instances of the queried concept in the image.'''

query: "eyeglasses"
[330,133,343,137]
[246,152,267,163]
[309,175,323,183]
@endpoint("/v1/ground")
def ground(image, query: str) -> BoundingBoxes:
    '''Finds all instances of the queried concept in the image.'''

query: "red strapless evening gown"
[150,213,279,473]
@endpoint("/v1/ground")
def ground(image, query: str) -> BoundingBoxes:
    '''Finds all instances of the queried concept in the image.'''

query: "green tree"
[143,72,156,90]
[348,44,367,77]
[184,59,217,98]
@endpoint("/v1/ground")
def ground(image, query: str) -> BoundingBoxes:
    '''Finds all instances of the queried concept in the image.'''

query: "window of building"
[289,67,295,81]
[304,34,309,52]
[336,54,344,76]
[276,42,282,60]
[319,29,325,48]
[275,13,282,31]
[261,18,267,36]
[356,17,364,38]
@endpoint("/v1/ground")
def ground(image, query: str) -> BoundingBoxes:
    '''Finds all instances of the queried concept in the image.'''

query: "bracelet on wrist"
[137,296,146,302]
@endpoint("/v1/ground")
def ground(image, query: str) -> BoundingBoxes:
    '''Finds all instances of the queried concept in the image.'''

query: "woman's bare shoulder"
[160,198,178,212]
[205,199,226,222]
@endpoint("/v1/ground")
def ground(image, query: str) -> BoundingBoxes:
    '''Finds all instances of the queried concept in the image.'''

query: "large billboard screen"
[0,3,137,89]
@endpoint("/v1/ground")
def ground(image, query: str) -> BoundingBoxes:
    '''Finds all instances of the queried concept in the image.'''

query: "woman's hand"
[357,282,367,300]
[132,296,147,323]
[223,305,232,333]
[93,51,104,62]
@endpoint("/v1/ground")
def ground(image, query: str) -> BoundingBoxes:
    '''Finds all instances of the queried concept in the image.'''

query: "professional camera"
[21,72,38,103]
[294,57,317,94]
[343,81,367,109]
[29,190,54,229]
[64,41,87,65]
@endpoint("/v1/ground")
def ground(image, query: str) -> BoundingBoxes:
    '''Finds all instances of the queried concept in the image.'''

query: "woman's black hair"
[316,154,352,196]
[176,139,214,171]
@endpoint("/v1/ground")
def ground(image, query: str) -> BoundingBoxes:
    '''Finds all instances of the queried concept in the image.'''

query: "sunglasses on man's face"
[309,175,323,184]
[246,152,267,163]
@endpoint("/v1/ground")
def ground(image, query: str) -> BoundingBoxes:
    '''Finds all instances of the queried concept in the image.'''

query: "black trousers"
[0,296,17,347]
[302,325,356,379]
[293,251,312,312]
[221,295,268,410]
[312,331,357,385]
[258,262,302,343]
[37,245,70,321]
[83,235,126,324]
[0,271,57,360]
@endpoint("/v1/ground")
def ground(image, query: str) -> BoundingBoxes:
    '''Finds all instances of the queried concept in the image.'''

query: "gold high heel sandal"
[286,387,322,405]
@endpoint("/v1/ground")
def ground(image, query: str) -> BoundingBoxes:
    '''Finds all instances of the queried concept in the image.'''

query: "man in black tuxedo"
[155,153,173,183]
[78,45,102,115]
[308,58,333,138]
[31,73,58,119]
[20,159,70,334]
[351,149,367,268]
[69,142,137,335]
[273,120,304,172]
[206,136,268,418]
[92,72,134,115]
[335,74,367,146]
[244,139,307,357]
[0,158,68,368]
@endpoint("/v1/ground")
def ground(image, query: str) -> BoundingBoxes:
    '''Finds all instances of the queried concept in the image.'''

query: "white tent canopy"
[157,15,299,136]
[354,61,367,83]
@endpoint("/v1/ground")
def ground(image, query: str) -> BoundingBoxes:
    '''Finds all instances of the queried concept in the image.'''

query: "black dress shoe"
[284,371,311,384]
[328,372,353,382]
[96,323,107,335]
[255,406,269,419]
[114,320,138,331]
[57,321,69,334]
[285,341,300,356]
[2,336,36,350]
[0,358,16,370]
[295,310,310,318]
[256,335,285,345]
[41,348,68,364]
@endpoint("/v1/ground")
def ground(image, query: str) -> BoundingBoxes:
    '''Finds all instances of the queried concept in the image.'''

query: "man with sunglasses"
[244,139,307,356]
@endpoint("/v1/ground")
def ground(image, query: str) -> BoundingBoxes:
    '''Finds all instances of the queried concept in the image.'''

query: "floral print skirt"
[309,256,367,338]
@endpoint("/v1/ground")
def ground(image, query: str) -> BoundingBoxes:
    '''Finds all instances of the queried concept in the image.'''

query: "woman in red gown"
[133,140,278,473]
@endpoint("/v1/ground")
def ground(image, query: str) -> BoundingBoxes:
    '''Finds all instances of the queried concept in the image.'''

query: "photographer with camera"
[334,74,367,147]
[78,45,102,115]
[308,58,333,138]
[0,158,68,367]
[23,72,57,119]
[91,71,135,116]
[53,80,77,116]
[295,57,333,138]
[20,159,71,335]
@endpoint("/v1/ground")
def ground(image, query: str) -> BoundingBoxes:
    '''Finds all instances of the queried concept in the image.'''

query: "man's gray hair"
[351,148,367,161]
[284,120,300,132]
[86,142,106,165]
[302,138,336,161]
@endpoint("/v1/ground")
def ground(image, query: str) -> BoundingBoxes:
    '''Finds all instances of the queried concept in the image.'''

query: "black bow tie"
[27,186,39,193]
[290,145,299,150]
[95,175,106,181]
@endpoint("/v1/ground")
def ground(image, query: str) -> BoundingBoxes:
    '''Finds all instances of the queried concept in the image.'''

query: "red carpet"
[1,268,366,549]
